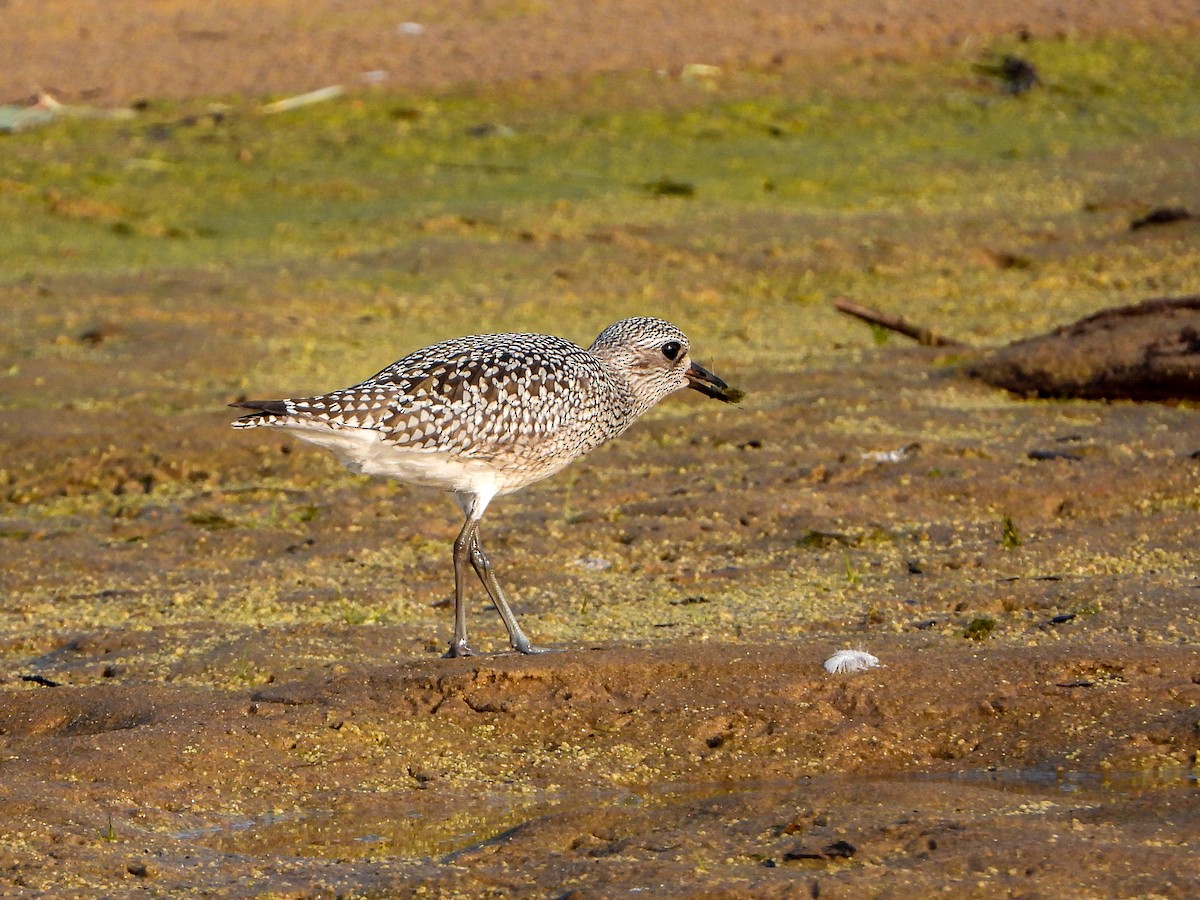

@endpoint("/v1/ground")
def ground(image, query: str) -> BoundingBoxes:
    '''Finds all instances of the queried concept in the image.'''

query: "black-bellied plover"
[231,316,741,658]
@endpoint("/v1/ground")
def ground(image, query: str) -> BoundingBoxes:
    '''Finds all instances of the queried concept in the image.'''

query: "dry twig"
[833,297,967,348]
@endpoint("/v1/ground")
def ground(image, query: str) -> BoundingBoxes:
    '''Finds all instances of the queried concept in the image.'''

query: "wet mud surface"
[4,642,1200,896]
[3,332,1198,895]
[7,0,1200,104]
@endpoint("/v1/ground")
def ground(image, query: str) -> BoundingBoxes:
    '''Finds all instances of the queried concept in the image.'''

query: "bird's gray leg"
[443,514,479,659]
[468,531,550,655]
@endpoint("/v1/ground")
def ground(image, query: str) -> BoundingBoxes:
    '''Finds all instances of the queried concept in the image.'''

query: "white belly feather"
[279,423,524,496]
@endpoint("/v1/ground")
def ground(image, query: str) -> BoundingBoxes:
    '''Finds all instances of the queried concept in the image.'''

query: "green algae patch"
[1,35,1198,296]
[964,616,998,641]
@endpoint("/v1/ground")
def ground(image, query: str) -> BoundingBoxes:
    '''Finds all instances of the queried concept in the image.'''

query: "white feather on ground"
[823,649,881,674]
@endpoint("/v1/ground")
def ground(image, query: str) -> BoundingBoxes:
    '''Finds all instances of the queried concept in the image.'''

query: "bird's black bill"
[686,361,744,404]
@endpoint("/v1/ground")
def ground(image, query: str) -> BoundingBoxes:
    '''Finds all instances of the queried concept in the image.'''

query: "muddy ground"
[7,0,1200,104]
[3,2,1200,898]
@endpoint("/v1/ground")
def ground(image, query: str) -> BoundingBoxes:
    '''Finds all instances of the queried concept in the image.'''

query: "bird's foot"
[442,641,476,659]
[513,641,558,655]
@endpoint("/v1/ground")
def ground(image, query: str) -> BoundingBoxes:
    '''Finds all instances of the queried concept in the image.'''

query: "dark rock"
[975,54,1040,95]
[1130,206,1192,230]
[969,296,1200,400]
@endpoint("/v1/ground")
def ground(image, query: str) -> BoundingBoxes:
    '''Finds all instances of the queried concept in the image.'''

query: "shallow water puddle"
[176,767,1197,861]
[920,764,1200,794]
[182,786,634,859]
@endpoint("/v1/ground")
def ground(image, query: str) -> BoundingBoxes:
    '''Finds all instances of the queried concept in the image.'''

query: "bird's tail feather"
[229,399,290,428]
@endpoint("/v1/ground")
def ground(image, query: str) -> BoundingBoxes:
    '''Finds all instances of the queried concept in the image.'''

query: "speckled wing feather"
[368,334,610,461]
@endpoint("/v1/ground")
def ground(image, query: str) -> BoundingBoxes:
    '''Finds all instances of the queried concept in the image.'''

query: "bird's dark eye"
[661,341,683,361]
